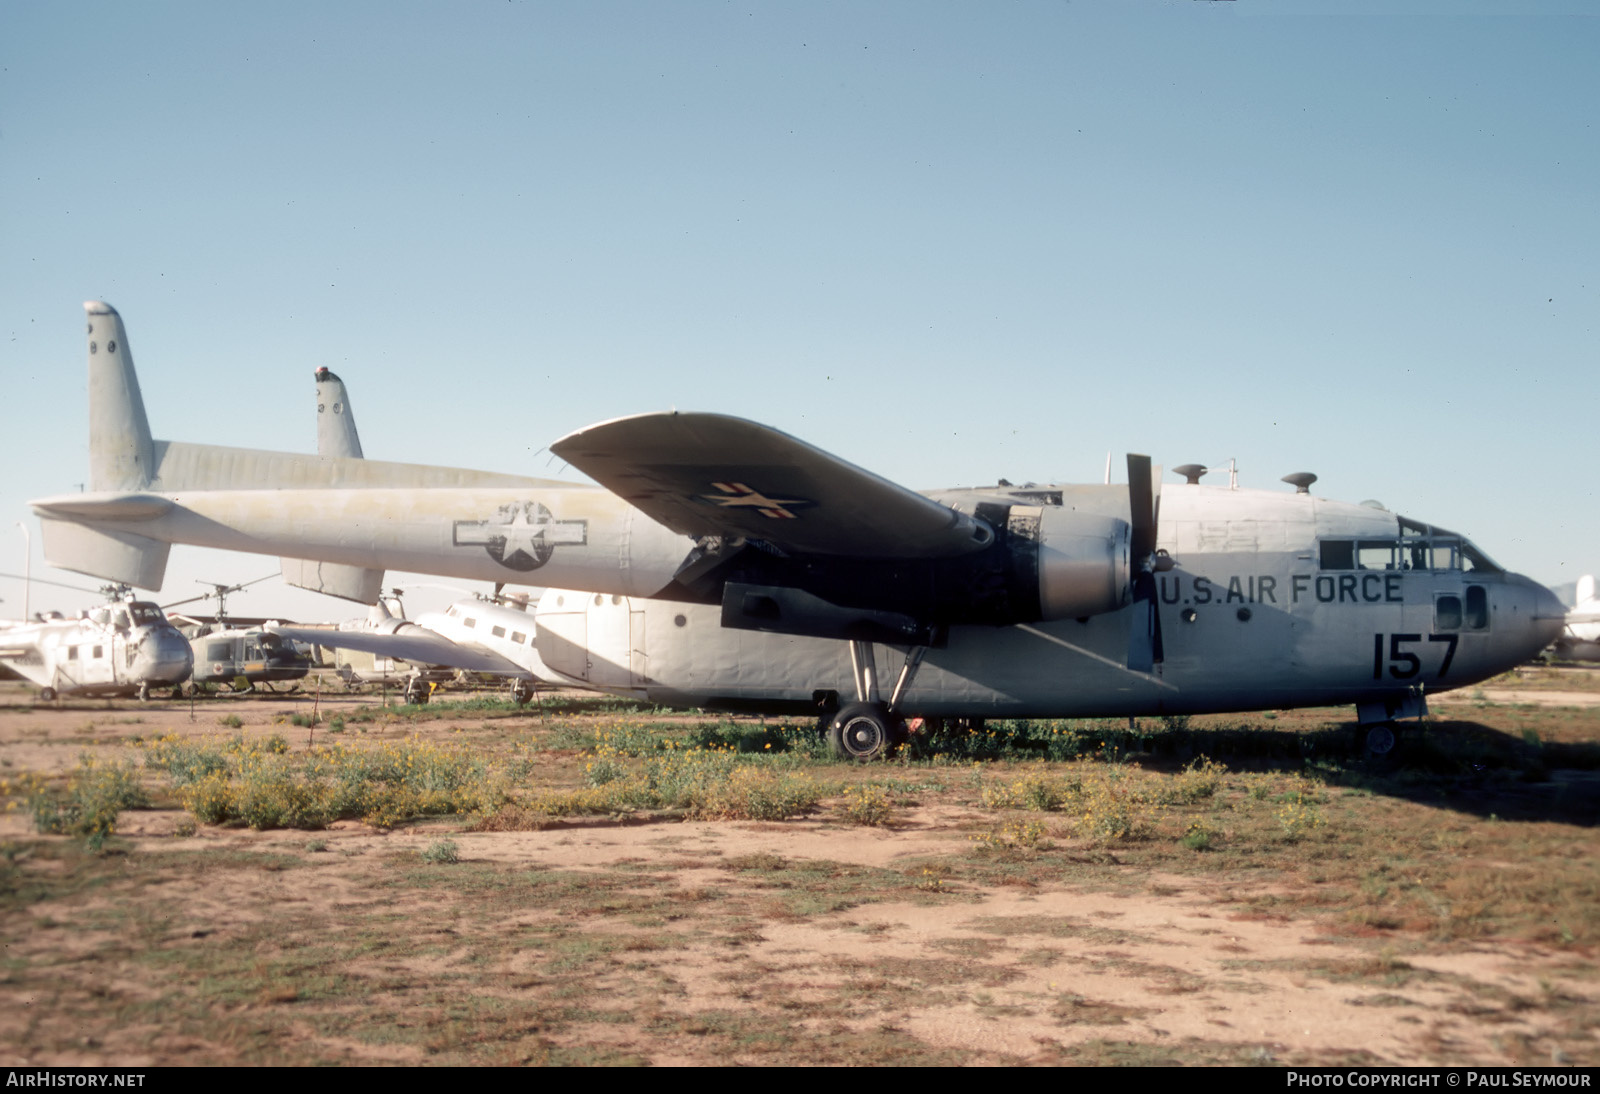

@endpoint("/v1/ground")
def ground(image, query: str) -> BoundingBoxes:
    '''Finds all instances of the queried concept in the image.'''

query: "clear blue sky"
[3,1,1596,620]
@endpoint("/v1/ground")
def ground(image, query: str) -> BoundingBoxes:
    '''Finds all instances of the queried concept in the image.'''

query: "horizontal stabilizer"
[280,559,385,604]
[39,516,170,590]
[31,493,174,522]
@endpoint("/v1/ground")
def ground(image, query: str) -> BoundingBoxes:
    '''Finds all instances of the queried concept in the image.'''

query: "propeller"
[1126,454,1172,673]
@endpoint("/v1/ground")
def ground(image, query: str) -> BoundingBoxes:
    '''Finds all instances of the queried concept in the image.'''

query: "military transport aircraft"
[29,302,1567,758]
[0,594,193,701]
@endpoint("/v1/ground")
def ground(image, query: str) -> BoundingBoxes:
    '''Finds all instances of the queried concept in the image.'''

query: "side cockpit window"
[1320,540,1355,570]
[1465,585,1489,629]
[1434,587,1489,632]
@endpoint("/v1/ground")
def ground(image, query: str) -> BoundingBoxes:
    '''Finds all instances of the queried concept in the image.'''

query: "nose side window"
[1435,595,1462,631]
[1465,585,1489,630]
[1320,540,1355,570]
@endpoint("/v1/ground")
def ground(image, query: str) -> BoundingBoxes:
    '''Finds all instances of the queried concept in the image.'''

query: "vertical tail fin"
[85,301,155,491]
[280,366,385,603]
[315,367,364,459]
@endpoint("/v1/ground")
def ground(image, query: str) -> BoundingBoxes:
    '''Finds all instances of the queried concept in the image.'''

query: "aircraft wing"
[550,412,993,559]
[267,624,527,676]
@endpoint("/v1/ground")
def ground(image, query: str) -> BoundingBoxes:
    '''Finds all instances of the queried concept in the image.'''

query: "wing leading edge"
[550,412,993,560]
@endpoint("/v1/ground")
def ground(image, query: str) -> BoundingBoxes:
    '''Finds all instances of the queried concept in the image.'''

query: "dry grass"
[1,673,1597,1065]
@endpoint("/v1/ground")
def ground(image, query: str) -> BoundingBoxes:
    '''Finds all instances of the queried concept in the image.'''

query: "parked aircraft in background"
[0,596,192,700]
[31,302,1567,757]
[163,577,314,692]
[1553,575,1600,662]
[268,594,548,705]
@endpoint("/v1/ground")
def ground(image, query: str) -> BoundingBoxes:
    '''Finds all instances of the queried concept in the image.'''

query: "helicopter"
[165,577,315,693]
[0,578,192,701]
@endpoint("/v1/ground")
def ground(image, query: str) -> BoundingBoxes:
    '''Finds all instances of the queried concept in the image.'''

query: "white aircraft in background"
[0,596,192,701]
[269,593,552,705]
[30,301,1567,758]
[1553,575,1600,662]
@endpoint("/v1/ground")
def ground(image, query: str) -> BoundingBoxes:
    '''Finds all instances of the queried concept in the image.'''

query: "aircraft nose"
[1533,580,1568,646]
[135,629,195,684]
[1509,574,1568,651]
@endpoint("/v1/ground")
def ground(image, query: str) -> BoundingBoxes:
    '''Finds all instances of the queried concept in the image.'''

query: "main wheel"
[40,686,57,702]
[137,682,151,702]
[1358,721,1401,759]
[404,679,430,706]
[510,679,535,705]
[827,702,898,761]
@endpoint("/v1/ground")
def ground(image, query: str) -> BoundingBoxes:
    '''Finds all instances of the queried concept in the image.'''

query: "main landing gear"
[403,675,431,706]
[825,641,927,762]
[1357,721,1402,761]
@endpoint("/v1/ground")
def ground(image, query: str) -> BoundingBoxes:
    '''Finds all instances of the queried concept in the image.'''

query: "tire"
[40,687,57,702]
[1358,722,1401,760]
[827,701,898,761]
[510,679,534,705]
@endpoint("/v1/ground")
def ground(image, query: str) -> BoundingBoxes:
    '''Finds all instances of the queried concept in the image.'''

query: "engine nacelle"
[1010,506,1132,621]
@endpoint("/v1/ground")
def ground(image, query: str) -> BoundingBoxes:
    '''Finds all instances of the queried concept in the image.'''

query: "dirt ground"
[1,675,1597,1067]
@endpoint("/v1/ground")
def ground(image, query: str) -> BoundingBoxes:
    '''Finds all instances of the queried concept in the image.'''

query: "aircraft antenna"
[1103,452,1111,485]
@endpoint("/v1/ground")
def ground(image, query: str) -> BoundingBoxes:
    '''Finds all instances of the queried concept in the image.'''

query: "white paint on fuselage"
[536,486,1564,718]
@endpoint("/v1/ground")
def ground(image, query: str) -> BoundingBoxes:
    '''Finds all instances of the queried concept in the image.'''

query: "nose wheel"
[1358,721,1402,760]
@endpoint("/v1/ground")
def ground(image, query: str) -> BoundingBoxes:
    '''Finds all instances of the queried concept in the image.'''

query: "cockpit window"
[129,603,163,626]
[1320,541,1355,570]
[1321,518,1503,574]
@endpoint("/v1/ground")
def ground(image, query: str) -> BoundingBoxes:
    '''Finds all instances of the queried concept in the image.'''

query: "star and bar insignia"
[696,482,813,520]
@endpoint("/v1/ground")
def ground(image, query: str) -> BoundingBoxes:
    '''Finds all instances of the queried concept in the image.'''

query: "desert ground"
[1,667,1596,1067]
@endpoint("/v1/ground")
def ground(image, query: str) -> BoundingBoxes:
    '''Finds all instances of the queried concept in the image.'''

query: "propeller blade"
[1127,454,1155,563]
[1125,454,1165,671]
[1127,573,1162,673]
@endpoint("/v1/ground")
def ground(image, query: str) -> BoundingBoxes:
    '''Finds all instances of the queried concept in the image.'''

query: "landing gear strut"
[824,640,926,761]
[403,676,431,706]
